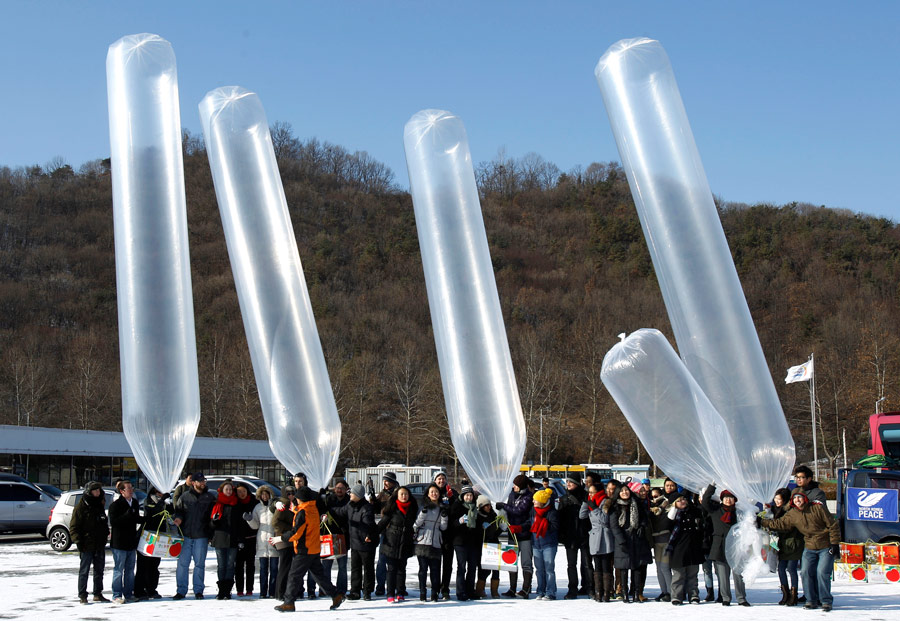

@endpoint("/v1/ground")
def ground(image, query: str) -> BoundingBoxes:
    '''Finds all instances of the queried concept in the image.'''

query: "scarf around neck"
[462,501,478,529]
[617,498,639,531]
[532,504,551,538]
[587,491,604,511]
[397,500,411,515]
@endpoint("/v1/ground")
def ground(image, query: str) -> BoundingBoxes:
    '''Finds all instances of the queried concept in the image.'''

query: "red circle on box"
[501,550,518,564]
[886,568,900,583]
[169,542,181,557]
[851,567,867,581]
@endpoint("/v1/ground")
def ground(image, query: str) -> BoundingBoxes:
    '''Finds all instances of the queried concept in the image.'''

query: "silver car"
[0,474,56,536]
[46,487,146,552]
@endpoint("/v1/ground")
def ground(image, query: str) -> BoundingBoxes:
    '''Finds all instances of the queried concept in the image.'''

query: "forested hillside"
[2,124,898,473]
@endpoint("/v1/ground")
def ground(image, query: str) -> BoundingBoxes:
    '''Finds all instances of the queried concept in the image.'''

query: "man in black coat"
[373,471,399,596]
[558,476,592,598]
[71,481,110,604]
[134,487,170,600]
[173,472,216,599]
[328,484,376,600]
[109,480,141,603]
[322,480,351,596]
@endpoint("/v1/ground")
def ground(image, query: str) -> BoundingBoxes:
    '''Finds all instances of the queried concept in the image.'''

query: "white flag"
[785,359,814,384]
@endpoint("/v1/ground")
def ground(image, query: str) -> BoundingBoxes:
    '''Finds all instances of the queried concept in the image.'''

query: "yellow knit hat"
[533,488,553,506]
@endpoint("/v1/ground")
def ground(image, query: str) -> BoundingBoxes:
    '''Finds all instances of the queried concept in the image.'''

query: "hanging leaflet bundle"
[107,34,201,493]
[199,87,340,490]
[404,110,526,503]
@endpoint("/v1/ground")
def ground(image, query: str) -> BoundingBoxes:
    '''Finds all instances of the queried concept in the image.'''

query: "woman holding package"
[475,495,503,599]
[764,488,804,607]
[496,474,534,598]
[376,486,418,602]
[133,487,169,600]
[210,480,242,600]
[607,483,652,603]
[665,494,705,605]
[449,485,481,601]
[246,485,279,598]
[580,482,615,602]
[701,484,749,606]
[413,483,448,601]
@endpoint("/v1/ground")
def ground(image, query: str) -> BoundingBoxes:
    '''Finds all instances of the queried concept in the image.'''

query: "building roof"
[0,425,277,460]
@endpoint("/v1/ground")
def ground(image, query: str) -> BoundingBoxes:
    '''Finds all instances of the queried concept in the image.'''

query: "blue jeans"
[322,555,348,594]
[259,557,279,598]
[111,548,136,599]
[801,548,833,605]
[216,546,238,582]
[533,544,557,598]
[778,558,799,589]
[176,537,209,595]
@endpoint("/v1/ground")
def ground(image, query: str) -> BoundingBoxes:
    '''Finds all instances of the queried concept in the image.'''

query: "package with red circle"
[481,543,519,572]
[138,525,184,559]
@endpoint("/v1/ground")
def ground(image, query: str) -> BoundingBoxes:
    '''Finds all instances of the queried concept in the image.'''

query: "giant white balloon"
[107,34,200,493]
[404,110,526,503]
[594,38,795,507]
[200,87,340,490]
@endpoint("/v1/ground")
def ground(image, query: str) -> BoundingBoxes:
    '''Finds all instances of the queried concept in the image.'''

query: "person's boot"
[516,570,532,599]
[635,568,648,602]
[224,579,234,600]
[592,571,604,602]
[704,587,715,602]
[474,579,486,599]
[274,602,295,612]
[502,573,517,598]
[602,572,613,602]
[613,569,624,601]
[778,585,789,605]
[216,581,226,601]
[787,587,798,607]
[330,594,345,610]
[622,572,631,603]
[490,578,500,598]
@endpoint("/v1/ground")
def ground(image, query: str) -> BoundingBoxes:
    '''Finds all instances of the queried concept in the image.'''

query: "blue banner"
[847,487,899,522]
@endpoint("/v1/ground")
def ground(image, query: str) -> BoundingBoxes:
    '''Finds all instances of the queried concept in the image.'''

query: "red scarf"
[211,491,238,519]
[531,505,551,538]
[238,494,253,505]
[587,492,604,511]
[397,500,411,515]
[721,505,736,525]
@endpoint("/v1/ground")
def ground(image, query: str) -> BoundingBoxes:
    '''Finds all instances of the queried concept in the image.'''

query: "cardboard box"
[320,533,346,559]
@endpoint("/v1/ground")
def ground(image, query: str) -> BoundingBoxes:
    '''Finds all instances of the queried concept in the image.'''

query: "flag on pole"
[785,359,814,384]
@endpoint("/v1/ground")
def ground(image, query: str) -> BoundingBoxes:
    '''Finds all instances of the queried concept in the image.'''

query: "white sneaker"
[113,597,126,605]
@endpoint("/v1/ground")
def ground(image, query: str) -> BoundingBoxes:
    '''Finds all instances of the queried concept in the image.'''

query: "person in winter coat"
[793,466,828,507]
[665,495,705,605]
[109,479,141,603]
[246,485,279,598]
[134,487,170,600]
[580,482,615,602]
[433,471,458,599]
[697,491,718,601]
[173,472,216,599]
[270,485,297,600]
[233,483,258,596]
[321,480,350,596]
[328,483,377,600]
[759,488,840,612]
[648,488,673,601]
[531,487,560,600]
[701,484,748,606]
[71,481,110,604]
[475,495,503,599]
[607,483,653,603]
[558,476,591,599]
[496,474,534,599]
[376,486,418,602]
[449,485,481,601]
[764,487,804,606]
[413,483,449,601]
[272,487,345,612]
[373,471,400,596]
[210,480,242,599]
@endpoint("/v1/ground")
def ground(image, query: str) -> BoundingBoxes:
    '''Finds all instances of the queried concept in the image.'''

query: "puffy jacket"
[248,498,278,558]
[799,481,828,507]
[285,499,321,556]
[270,496,296,550]
[557,486,588,547]
[478,506,502,544]
[210,495,242,549]
[329,498,376,552]
[531,505,560,550]
[377,497,418,559]
[761,493,839,551]
[701,485,738,563]
[503,488,534,541]
[580,497,614,555]
[324,492,350,536]
[413,500,448,551]
[608,497,653,569]
[142,493,171,534]
[235,495,258,553]
[70,485,109,553]
[175,485,215,540]
[665,503,705,569]
[108,495,141,551]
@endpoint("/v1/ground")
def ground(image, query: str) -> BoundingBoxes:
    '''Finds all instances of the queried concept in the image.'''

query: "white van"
[0,473,56,535]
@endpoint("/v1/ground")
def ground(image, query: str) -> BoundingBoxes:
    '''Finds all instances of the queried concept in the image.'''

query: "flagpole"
[810,352,817,481]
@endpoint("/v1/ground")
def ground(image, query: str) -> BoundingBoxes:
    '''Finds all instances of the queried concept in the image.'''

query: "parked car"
[37,484,63,501]
[0,473,57,535]
[45,486,146,552]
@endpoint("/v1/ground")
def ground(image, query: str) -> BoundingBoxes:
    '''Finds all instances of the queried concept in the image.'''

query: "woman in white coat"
[246,485,279,598]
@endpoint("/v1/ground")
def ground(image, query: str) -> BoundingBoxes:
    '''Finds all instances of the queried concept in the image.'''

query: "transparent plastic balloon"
[404,109,526,503]
[107,34,200,493]
[594,38,795,507]
[200,86,340,490]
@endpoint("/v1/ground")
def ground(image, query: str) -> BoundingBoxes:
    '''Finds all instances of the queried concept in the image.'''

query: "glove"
[275,501,285,511]
[268,536,283,545]
[243,512,252,521]
[165,497,173,505]
[830,544,840,557]
[459,516,467,525]
[365,493,374,502]
[482,522,489,530]
[440,509,448,518]
[495,502,506,511]
[421,507,428,514]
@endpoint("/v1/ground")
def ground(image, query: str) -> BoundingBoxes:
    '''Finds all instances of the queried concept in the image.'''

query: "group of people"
[70,464,841,612]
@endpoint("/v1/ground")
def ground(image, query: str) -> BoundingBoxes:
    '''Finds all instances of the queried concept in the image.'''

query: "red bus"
[869,412,900,460]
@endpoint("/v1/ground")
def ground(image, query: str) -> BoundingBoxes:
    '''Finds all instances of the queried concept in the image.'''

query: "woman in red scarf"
[210,481,241,600]
[376,486,419,602]
[701,484,749,606]
[531,487,560,600]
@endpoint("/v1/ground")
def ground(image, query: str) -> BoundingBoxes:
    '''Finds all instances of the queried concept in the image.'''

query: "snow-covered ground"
[1,537,898,620]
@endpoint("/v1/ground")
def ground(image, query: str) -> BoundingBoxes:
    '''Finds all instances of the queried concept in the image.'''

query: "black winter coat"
[665,504,705,569]
[71,491,109,553]
[175,486,216,540]
[211,498,242,549]
[324,492,350,536]
[235,497,259,552]
[142,494,170,533]
[700,485,737,563]
[108,495,141,550]
[329,498,376,551]
[376,499,418,559]
[557,487,588,547]
[478,507,501,544]
[608,498,653,570]
[449,500,481,547]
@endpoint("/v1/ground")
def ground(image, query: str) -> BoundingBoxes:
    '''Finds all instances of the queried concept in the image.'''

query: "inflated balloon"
[199,87,340,490]
[404,110,526,503]
[107,34,200,493]
[594,38,794,507]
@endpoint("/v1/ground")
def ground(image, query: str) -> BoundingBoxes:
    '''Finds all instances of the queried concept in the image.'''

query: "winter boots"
[602,572,614,602]
[705,587,715,602]
[778,585,790,605]
[592,571,604,602]
[614,569,625,601]
[474,579,486,600]
[490,578,500,598]
[216,580,234,600]
[787,587,798,607]
[516,571,532,599]
[501,573,518,598]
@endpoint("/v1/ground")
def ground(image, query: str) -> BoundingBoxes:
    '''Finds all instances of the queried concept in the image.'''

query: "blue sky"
[2,2,898,219]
